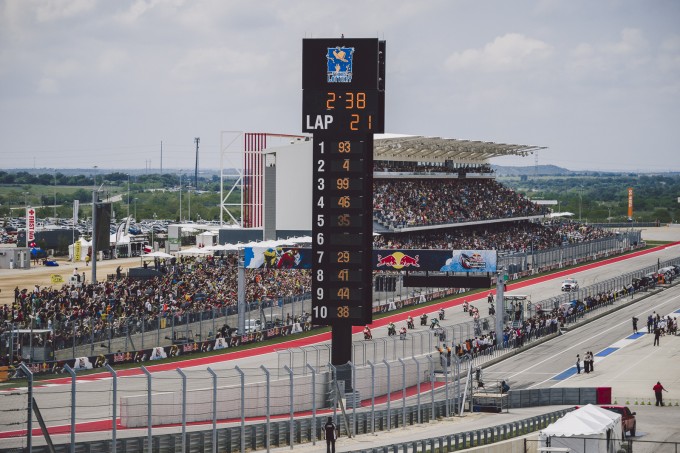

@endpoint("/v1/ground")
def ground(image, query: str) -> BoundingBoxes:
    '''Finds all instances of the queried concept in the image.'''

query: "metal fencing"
[7,231,643,365]
[371,230,643,313]
[528,436,680,453]
[0,362,581,453]
[277,252,676,372]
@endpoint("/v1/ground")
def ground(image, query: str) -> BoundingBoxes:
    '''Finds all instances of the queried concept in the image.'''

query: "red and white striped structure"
[220,132,307,228]
[242,133,266,228]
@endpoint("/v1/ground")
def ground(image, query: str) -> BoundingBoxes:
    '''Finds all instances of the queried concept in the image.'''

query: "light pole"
[53,169,57,218]
[188,186,192,222]
[152,213,157,248]
[134,198,138,221]
[179,172,183,222]
[91,165,99,284]
[127,174,131,219]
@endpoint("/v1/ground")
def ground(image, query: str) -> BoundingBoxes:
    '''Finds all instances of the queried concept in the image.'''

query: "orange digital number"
[338,141,351,153]
[326,92,336,110]
[344,92,366,109]
[337,177,349,190]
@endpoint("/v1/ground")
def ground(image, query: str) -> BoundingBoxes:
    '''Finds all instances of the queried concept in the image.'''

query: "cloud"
[566,28,651,80]
[445,33,553,72]
[35,0,96,22]
[170,47,270,81]
[602,28,647,56]
[37,77,59,94]
[97,48,130,74]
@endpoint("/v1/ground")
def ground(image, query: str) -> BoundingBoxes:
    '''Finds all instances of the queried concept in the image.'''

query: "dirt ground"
[1,226,679,307]
[0,254,145,307]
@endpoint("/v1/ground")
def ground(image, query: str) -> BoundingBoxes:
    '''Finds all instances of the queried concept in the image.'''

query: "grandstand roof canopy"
[374,134,546,163]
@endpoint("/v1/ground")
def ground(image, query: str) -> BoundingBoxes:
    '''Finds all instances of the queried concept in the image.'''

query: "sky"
[1,0,679,173]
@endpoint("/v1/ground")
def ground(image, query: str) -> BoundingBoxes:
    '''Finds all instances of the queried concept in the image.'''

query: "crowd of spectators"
[0,255,311,359]
[373,220,617,253]
[374,161,493,174]
[447,283,643,361]
[374,179,542,228]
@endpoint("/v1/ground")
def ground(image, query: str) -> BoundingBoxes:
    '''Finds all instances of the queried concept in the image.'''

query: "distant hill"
[491,164,572,176]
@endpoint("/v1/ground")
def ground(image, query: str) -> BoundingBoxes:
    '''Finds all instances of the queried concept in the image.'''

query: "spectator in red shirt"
[653,381,668,406]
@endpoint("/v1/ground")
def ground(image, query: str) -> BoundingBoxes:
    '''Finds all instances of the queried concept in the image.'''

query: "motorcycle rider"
[420,313,428,326]
[406,315,415,329]
[399,326,407,339]
[438,308,445,320]
[363,325,372,340]
[387,322,396,336]
[463,300,469,312]
[430,317,440,329]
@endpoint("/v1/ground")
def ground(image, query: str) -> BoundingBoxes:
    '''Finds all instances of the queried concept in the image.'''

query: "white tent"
[176,247,213,255]
[141,251,174,259]
[68,237,92,262]
[539,404,623,453]
[203,243,240,252]
[196,231,216,247]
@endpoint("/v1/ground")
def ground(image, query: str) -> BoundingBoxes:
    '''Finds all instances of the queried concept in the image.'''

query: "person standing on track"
[324,416,338,453]
[632,316,639,334]
[653,326,661,346]
[576,354,581,374]
[653,381,668,406]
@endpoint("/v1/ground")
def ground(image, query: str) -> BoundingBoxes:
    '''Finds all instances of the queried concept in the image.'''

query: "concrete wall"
[0,247,30,269]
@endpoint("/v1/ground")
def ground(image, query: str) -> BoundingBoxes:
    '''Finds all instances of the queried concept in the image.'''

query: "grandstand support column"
[332,323,353,394]
[331,323,353,364]
[91,189,97,284]
[495,268,506,346]
[237,248,245,334]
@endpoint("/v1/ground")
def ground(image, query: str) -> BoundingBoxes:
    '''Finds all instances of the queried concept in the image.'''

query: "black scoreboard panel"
[303,38,384,326]
[302,39,380,90]
[302,89,384,134]
[311,135,373,324]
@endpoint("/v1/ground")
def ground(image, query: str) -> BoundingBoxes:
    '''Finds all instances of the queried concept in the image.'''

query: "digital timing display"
[303,38,385,326]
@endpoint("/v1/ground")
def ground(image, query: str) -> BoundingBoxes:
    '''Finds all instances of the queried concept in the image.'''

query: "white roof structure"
[373,134,546,163]
[539,405,623,453]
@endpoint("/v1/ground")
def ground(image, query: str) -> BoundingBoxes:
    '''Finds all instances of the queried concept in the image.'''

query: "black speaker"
[95,202,111,251]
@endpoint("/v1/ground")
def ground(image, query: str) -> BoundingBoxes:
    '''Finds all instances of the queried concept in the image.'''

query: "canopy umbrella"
[176,247,213,255]
[141,251,174,259]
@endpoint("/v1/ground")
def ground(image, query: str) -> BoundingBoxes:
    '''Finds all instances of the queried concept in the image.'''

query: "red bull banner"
[373,249,497,273]
[241,247,497,272]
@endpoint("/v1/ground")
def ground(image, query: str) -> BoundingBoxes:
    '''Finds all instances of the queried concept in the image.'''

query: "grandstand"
[1,133,630,367]
[219,132,616,255]
[219,133,546,242]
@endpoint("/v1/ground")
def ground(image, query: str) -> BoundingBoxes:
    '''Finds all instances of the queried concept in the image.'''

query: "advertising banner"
[19,324,295,377]
[243,246,312,269]
[73,200,79,225]
[373,249,497,273]
[26,207,36,243]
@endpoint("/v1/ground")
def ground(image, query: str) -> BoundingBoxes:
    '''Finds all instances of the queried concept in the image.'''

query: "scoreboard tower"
[302,38,386,366]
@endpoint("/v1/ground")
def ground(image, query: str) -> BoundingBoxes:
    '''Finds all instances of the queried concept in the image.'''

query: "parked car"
[561,277,579,292]
[600,405,637,437]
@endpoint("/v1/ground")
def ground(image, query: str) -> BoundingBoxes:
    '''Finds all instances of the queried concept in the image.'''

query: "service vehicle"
[561,278,579,292]
[600,405,637,437]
